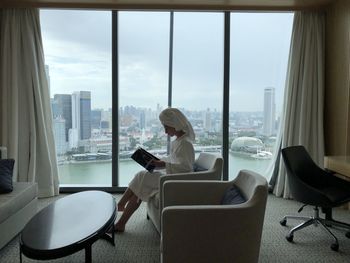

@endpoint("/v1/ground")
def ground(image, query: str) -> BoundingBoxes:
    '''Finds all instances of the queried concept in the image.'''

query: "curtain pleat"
[0,9,59,197]
[273,11,325,198]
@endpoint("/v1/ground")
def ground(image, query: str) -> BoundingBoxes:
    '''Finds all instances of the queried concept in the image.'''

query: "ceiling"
[0,0,336,10]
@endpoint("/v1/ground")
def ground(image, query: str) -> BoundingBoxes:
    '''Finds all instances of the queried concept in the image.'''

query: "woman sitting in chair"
[115,107,195,232]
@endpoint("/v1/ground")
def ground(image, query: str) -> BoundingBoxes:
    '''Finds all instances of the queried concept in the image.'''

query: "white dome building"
[230,137,264,155]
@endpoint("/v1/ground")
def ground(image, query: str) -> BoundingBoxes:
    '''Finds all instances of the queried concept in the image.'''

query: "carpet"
[0,194,350,262]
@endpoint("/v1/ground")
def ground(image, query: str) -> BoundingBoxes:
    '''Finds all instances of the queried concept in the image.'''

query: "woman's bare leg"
[115,194,141,232]
[117,188,134,211]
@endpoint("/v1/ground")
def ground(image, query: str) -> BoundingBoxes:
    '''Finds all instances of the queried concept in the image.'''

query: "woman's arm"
[151,159,166,169]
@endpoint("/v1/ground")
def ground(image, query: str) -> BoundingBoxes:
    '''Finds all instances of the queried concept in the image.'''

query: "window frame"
[57,10,293,193]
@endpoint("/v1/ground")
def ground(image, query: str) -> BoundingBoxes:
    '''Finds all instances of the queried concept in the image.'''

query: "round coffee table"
[20,190,116,263]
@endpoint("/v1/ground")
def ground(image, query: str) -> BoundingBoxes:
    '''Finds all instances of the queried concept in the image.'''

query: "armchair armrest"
[162,180,231,208]
[159,170,219,186]
[159,173,224,210]
[159,172,205,187]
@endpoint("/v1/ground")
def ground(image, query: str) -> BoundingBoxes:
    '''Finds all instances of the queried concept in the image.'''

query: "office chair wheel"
[286,233,293,242]
[346,231,350,238]
[280,218,287,226]
[331,243,339,251]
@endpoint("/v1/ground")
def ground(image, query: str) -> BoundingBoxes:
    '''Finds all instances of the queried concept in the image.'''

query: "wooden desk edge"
[324,156,350,180]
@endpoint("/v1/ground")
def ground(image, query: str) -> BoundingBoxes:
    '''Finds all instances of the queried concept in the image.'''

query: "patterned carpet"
[1,194,350,262]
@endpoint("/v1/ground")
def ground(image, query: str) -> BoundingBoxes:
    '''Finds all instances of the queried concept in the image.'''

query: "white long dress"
[129,135,195,202]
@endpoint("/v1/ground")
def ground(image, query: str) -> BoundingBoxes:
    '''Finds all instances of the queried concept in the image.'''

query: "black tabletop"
[21,190,116,254]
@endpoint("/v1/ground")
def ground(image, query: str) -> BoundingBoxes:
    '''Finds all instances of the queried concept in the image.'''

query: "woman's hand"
[151,159,166,169]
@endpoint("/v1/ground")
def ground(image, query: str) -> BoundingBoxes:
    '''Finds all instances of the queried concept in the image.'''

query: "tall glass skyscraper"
[204,108,212,131]
[263,87,276,136]
[72,91,92,141]
[53,117,67,155]
[54,94,72,142]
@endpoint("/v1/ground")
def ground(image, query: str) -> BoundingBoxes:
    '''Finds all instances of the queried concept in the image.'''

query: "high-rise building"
[263,87,276,136]
[72,91,91,141]
[204,108,212,131]
[45,64,50,97]
[53,116,66,155]
[140,111,146,129]
[91,109,102,129]
[101,109,112,130]
[51,98,59,118]
[69,128,79,149]
[101,120,109,129]
[54,94,72,142]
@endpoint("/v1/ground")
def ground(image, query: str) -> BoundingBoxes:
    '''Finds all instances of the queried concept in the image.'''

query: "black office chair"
[280,145,350,251]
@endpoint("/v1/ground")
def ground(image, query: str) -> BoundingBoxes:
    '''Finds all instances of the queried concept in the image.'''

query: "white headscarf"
[159,108,195,141]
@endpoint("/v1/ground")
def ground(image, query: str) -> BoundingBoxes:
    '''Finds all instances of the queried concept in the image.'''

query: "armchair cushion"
[0,159,15,194]
[193,163,207,172]
[221,185,246,205]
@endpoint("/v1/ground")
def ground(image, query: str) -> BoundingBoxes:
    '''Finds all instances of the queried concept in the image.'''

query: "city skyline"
[50,89,276,114]
[50,87,276,152]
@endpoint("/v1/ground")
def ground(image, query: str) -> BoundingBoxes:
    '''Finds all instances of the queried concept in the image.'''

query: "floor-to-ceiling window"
[172,12,224,157]
[40,10,112,186]
[228,12,293,179]
[117,12,170,186]
[40,10,293,189]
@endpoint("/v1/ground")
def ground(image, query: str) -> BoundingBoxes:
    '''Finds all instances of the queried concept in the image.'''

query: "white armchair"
[160,170,268,263]
[146,152,223,233]
[0,146,38,249]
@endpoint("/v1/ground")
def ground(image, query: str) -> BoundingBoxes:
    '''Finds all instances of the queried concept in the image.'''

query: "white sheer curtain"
[0,9,59,197]
[273,11,325,198]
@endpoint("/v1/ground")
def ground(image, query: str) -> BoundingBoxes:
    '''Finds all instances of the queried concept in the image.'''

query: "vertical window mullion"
[168,11,174,108]
[222,12,230,181]
[112,10,119,188]
[167,11,174,153]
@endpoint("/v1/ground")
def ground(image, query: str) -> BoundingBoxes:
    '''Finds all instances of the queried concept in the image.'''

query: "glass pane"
[172,12,224,157]
[118,12,170,186]
[229,12,293,179]
[40,10,112,186]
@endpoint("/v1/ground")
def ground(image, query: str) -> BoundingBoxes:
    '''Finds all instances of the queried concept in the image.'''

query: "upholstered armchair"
[160,170,268,263]
[0,146,38,249]
[146,152,223,233]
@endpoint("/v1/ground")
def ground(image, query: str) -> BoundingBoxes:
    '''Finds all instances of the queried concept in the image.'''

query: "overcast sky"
[40,10,293,113]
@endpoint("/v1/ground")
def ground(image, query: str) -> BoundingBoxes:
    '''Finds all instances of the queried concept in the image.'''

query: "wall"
[0,0,335,11]
[325,0,350,155]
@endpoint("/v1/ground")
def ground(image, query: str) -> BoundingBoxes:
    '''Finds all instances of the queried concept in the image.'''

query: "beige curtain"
[273,11,325,198]
[0,9,59,197]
